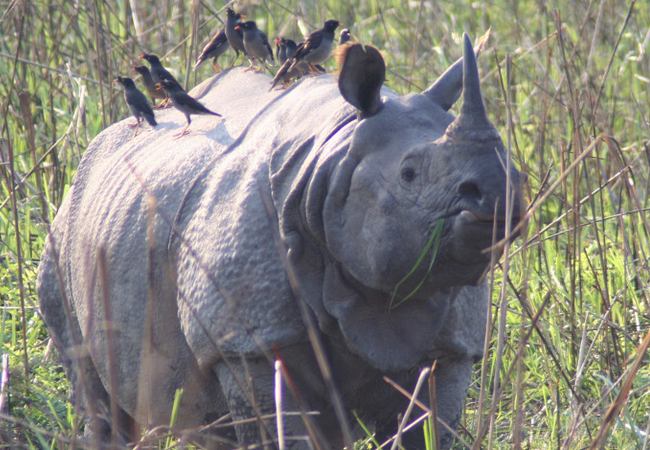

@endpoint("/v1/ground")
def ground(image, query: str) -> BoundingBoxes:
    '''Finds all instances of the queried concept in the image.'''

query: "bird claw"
[128,122,140,128]
[173,129,191,138]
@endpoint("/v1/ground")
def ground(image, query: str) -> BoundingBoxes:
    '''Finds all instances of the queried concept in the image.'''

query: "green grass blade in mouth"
[389,219,444,310]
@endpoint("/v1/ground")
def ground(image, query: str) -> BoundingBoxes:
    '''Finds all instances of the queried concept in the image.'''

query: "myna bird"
[270,30,329,90]
[225,8,246,58]
[194,29,229,72]
[240,21,274,71]
[140,53,183,90]
[339,28,351,45]
[156,79,222,137]
[275,37,285,63]
[270,58,309,90]
[133,65,166,107]
[270,36,317,90]
[287,19,339,74]
[113,76,157,129]
[275,37,298,64]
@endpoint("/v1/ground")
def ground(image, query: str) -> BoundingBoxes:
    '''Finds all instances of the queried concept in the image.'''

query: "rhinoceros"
[37,35,524,449]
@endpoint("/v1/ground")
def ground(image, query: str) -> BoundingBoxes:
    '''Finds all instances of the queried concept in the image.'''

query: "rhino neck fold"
[321,261,459,371]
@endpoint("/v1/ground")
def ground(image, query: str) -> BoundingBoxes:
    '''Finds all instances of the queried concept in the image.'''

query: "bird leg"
[157,98,172,109]
[228,52,239,68]
[261,61,272,74]
[211,60,222,73]
[173,120,191,138]
[244,57,262,72]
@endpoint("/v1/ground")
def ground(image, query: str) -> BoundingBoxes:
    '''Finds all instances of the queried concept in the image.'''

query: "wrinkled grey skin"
[38,35,524,449]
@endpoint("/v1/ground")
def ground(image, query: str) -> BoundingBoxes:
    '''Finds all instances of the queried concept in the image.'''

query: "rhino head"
[324,35,525,298]
[278,35,525,370]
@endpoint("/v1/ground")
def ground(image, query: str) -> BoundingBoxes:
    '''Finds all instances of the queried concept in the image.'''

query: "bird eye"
[401,167,416,182]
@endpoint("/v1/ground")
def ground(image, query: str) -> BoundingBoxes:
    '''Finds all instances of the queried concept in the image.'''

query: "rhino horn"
[444,33,499,140]
[459,33,488,123]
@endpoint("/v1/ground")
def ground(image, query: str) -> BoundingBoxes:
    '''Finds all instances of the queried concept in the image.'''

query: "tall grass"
[0,0,648,448]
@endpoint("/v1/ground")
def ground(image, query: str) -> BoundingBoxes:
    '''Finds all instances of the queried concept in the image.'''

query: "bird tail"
[144,112,157,127]
[193,58,204,71]
[270,60,291,91]
[208,109,222,117]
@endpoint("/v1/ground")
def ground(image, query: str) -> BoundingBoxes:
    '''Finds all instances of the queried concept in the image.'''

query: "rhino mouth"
[450,208,524,260]
[457,209,523,236]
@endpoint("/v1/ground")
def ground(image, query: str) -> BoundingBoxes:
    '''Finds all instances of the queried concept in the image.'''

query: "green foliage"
[389,219,444,309]
[0,0,648,448]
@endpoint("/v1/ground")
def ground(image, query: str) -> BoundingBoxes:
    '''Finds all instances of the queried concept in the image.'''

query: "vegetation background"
[0,0,648,448]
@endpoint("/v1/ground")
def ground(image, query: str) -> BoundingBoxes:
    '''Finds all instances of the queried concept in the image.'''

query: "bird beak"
[139,52,146,59]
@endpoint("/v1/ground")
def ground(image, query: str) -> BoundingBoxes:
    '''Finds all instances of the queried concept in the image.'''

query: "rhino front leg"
[214,357,313,449]
[373,357,474,450]
[434,356,474,449]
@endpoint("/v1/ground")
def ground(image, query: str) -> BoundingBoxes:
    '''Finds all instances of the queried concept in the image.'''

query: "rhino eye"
[401,167,416,182]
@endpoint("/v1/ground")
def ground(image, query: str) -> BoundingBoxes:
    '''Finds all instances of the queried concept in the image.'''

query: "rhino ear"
[423,30,490,111]
[336,43,385,118]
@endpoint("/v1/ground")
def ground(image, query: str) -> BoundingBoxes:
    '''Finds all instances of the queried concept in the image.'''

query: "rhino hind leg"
[37,236,136,446]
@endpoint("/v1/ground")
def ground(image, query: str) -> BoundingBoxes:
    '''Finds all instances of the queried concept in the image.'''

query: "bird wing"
[195,29,228,68]
[126,88,154,117]
[175,92,221,116]
[153,64,181,88]
[270,59,293,88]
[259,31,274,61]
[294,29,323,60]
[285,40,298,59]
[202,30,228,56]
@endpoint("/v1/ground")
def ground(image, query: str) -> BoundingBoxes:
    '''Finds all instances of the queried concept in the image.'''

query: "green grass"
[1,0,649,448]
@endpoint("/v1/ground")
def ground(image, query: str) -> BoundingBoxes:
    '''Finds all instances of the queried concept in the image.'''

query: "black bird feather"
[194,29,229,71]
[156,79,221,136]
[141,53,183,91]
[114,76,157,128]
[133,65,166,104]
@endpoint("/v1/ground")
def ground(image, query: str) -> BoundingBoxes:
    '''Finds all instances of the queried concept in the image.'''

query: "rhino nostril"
[458,180,482,202]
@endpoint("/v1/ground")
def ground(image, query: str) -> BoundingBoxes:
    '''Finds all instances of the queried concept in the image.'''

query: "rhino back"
[56,68,307,418]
